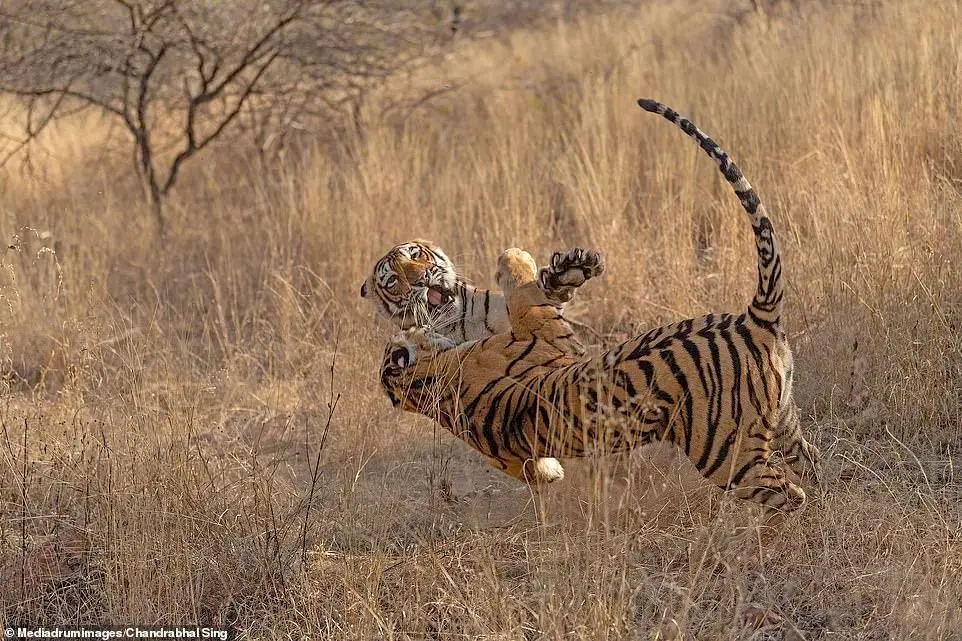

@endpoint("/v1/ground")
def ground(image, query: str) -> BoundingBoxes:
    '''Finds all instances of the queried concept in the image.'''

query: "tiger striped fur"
[361,240,602,346]
[364,241,605,483]
[360,240,502,342]
[379,99,822,512]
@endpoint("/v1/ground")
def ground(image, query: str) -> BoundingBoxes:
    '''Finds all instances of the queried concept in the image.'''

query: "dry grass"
[1,0,961,638]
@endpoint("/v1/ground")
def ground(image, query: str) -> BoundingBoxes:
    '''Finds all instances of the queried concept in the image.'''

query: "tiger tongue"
[428,288,443,307]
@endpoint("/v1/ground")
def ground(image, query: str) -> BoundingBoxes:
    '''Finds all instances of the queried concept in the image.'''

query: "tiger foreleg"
[772,401,823,487]
[382,327,457,389]
[388,327,458,361]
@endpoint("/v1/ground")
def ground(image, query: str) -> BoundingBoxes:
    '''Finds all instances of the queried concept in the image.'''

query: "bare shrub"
[0,0,441,238]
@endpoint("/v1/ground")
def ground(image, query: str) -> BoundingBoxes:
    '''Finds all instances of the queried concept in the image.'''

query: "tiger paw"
[539,248,606,303]
[403,327,457,351]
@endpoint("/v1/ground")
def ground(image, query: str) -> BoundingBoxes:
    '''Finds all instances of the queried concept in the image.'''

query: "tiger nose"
[360,282,368,298]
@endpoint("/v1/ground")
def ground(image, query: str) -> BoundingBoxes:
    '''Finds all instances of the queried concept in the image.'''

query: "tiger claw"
[539,247,606,302]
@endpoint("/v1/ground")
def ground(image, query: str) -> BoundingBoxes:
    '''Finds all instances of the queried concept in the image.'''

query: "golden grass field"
[1,0,961,638]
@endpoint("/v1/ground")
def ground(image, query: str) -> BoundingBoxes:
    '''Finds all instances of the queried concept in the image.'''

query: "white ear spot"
[390,347,410,368]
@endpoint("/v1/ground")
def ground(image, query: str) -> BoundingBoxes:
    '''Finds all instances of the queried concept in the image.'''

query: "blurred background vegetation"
[0,1,959,638]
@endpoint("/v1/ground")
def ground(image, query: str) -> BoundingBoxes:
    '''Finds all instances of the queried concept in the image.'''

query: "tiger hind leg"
[730,461,807,514]
[773,401,823,486]
[538,248,606,304]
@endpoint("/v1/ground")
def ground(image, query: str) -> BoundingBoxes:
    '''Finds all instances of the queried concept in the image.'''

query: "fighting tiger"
[362,241,605,483]
[377,99,822,512]
[360,240,602,346]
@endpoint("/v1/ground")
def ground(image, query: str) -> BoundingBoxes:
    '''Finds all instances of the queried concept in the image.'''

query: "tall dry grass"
[1,0,960,638]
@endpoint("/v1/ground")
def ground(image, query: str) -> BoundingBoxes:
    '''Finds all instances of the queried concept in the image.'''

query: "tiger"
[360,239,602,346]
[363,241,605,484]
[378,99,822,512]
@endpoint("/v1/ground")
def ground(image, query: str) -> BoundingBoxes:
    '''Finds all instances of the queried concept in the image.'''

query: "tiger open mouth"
[427,286,454,309]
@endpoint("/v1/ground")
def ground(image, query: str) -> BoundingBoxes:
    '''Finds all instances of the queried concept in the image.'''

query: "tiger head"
[360,240,458,330]
[379,328,456,411]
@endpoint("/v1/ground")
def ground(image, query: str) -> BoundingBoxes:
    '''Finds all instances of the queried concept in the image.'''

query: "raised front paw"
[538,247,606,303]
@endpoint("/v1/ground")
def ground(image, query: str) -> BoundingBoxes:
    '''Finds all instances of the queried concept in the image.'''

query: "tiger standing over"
[378,99,822,513]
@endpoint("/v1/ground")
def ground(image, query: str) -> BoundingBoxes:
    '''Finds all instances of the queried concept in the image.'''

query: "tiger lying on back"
[379,99,822,512]
[360,240,601,345]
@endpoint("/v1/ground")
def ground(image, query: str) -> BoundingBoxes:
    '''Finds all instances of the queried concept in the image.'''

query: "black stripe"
[718,325,743,425]
[729,455,764,487]
[735,318,769,400]
[532,378,556,454]
[480,383,514,457]
[505,339,537,376]
[458,282,468,340]
[483,291,495,333]
[695,334,724,471]
[735,188,760,215]
[611,367,637,398]
[627,340,653,360]
[741,362,767,422]
[747,306,777,331]
[704,428,736,478]
[549,374,576,453]
[464,372,502,416]
[680,336,713,473]
[681,339,710,398]
[638,326,663,345]
[660,349,693,454]
[499,385,528,456]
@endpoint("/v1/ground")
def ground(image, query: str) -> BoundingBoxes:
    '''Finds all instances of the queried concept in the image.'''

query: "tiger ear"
[360,282,368,298]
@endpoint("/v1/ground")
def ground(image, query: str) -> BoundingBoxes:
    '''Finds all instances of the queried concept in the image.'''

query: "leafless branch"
[0,0,446,238]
